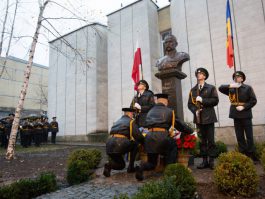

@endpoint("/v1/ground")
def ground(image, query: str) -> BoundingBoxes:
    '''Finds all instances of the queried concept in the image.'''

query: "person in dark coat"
[20,119,32,148]
[50,117,59,144]
[219,71,258,161]
[131,80,155,127]
[4,113,15,149]
[33,118,43,147]
[188,68,219,169]
[0,120,7,148]
[103,108,144,177]
[135,93,194,181]
[42,117,50,143]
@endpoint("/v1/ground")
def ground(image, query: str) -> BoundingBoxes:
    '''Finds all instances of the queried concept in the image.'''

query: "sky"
[0,0,169,66]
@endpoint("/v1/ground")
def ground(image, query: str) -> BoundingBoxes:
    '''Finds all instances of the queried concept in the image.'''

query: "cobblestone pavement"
[36,168,146,199]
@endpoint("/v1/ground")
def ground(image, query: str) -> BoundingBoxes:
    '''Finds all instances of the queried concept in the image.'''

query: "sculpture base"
[155,68,186,121]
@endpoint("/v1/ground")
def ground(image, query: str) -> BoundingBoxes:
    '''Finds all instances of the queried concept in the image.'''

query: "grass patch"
[0,144,70,155]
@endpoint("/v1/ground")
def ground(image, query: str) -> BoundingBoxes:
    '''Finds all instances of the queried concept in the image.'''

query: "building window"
[160,29,172,56]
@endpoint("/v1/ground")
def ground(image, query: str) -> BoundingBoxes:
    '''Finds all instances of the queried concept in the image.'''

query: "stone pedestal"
[155,68,187,121]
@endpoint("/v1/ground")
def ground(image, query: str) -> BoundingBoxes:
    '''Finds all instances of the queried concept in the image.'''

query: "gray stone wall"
[107,0,161,129]
[170,0,265,129]
[48,24,108,139]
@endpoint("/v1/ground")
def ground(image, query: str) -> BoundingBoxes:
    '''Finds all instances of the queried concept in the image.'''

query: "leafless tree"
[6,0,50,160]
[0,0,9,56]
[0,0,19,78]
[5,0,100,159]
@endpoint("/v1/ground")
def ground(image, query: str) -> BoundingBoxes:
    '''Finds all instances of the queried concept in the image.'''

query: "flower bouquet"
[176,132,197,167]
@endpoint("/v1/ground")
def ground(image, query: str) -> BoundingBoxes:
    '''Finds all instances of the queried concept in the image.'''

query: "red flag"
[131,45,142,90]
[226,0,234,68]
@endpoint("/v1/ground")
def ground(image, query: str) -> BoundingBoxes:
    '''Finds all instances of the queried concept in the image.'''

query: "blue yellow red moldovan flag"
[226,0,234,68]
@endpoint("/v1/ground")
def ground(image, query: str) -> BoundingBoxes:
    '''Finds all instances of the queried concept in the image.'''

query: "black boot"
[135,166,144,181]
[197,157,209,169]
[209,157,215,170]
[103,163,111,177]
[127,164,136,173]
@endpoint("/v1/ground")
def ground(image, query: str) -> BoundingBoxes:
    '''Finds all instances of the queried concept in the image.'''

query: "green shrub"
[261,148,265,171]
[214,151,259,197]
[254,142,265,159]
[215,141,228,157]
[0,172,57,199]
[164,164,196,199]
[66,148,102,185]
[67,148,102,169]
[132,177,181,199]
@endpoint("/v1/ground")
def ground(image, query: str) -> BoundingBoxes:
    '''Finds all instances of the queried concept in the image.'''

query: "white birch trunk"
[6,0,50,160]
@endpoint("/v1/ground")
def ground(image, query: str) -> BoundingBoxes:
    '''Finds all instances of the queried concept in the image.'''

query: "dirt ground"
[0,144,264,199]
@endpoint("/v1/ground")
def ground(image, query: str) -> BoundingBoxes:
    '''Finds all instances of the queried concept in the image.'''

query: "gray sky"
[0,0,169,66]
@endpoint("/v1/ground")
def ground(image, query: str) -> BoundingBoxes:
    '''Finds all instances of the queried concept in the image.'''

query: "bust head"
[164,35,178,53]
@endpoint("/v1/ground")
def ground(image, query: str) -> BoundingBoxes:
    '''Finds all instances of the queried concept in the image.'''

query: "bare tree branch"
[0,0,10,56]
[0,0,19,78]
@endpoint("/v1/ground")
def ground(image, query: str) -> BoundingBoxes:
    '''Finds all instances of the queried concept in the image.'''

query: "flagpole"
[230,0,237,73]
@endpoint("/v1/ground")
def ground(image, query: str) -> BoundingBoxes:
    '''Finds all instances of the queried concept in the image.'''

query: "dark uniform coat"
[130,90,154,127]
[188,83,219,124]
[106,115,144,154]
[218,84,257,119]
[144,103,193,154]
[50,121,59,133]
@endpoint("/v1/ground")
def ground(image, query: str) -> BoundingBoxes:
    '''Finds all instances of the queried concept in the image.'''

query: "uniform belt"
[231,102,245,106]
[148,128,167,132]
[112,134,127,138]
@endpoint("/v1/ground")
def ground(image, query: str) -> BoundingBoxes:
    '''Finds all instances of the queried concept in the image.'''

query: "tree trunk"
[6,0,50,160]
[0,0,10,56]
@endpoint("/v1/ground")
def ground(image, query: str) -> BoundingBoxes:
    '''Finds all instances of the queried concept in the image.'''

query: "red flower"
[191,135,196,141]
[176,139,182,145]
[183,142,190,148]
[184,135,192,142]
[189,142,195,149]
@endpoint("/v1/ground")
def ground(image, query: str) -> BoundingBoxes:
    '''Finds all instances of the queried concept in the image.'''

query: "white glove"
[134,103,141,110]
[236,106,245,111]
[191,131,198,138]
[230,83,241,88]
[196,96,202,103]
[173,130,181,140]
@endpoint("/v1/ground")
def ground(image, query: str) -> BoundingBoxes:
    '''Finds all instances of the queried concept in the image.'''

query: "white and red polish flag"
[131,42,142,90]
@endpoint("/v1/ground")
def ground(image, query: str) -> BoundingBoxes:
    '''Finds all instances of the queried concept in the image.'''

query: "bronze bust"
[156,35,190,71]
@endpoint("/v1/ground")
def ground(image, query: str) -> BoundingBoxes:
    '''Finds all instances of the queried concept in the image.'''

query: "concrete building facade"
[48,23,108,141]
[49,0,265,143]
[0,56,48,118]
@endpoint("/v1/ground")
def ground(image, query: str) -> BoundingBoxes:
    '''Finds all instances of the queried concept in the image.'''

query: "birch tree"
[6,0,50,160]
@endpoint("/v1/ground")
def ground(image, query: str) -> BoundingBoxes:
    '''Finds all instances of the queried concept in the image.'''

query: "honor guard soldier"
[219,71,258,161]
[135,93,194,181]
[20,119,32,147]
[188,68,219,169]
[50,117,59,144]
[103,108,144,177]
[33,118,43,147]
[4,113,15,148]
[131,80,154,127]
[0,119,7,148]
[42,117,50,143]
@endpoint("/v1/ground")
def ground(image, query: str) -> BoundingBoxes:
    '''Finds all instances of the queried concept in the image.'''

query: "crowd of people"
[0,114,59,148]
[103,66,257,181]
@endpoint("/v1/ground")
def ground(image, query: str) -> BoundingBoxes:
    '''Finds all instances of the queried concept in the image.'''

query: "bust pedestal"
[155,68,187,121]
